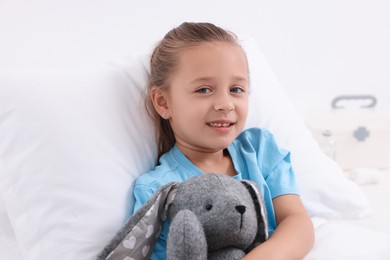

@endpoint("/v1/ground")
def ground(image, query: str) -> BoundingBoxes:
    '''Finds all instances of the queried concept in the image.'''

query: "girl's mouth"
[207,122,233,127]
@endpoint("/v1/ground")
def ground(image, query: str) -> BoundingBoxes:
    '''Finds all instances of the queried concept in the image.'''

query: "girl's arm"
[243,194,315,260]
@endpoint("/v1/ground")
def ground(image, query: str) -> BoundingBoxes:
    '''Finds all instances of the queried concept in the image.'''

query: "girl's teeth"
[209,123,230,127]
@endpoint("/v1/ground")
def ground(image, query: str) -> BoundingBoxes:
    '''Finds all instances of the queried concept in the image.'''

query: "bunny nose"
[235,205,246,215]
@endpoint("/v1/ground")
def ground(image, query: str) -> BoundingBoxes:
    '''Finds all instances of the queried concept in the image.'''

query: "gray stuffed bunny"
[98,173,268,260]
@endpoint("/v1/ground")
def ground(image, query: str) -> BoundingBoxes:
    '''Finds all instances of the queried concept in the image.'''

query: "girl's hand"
[243,194,314,260]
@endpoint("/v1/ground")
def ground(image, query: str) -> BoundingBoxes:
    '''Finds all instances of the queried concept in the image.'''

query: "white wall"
[255,0,390,115]
[1,0,389,115]
[0,0,261,67]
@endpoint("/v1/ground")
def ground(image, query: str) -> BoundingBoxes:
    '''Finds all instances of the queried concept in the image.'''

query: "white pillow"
[0,59,156,259]
[0,38,370,259]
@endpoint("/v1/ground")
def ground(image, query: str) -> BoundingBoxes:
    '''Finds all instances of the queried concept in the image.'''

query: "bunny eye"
[205,204,213,211]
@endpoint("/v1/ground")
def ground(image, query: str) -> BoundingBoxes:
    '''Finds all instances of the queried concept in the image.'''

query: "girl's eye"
[196,87,211,94]
[230,86,244,93]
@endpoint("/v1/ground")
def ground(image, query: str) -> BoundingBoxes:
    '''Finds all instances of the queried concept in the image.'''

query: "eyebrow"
[190,76,248,84]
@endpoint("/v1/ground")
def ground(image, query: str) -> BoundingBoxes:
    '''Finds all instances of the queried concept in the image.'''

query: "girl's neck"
[176,144,236,176]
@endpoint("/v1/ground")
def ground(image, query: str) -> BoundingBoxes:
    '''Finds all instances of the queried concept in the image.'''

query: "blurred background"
[1,0,389,170]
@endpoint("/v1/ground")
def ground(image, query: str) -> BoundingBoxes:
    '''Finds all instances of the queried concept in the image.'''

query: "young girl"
[132,22,314,259]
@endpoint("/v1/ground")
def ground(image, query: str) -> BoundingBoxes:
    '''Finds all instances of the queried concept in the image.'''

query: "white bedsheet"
[306,221,390,260]
[347,169,390,233]
[2,203,390,259]
[0,196,21,260]
[305,170,390,259]
[1,173,390,259]
[1,174,390,260]
[2,219,390,260]
[1,171,389,259]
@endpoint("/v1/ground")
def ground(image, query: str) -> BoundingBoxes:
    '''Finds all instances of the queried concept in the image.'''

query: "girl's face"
[155,41,249,154]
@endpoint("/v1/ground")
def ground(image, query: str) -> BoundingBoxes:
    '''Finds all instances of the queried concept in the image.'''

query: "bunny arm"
[208,248,246,260]
[167,209,245,260]
[167,209,207,260]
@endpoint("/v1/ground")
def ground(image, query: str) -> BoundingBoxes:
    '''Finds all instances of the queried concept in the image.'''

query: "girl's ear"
[150,86,170,119]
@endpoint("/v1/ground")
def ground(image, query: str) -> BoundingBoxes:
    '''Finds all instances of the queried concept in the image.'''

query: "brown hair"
[146,22,239,160]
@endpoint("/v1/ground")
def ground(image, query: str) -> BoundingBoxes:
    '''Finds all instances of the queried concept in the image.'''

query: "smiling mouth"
[207,122,234,127]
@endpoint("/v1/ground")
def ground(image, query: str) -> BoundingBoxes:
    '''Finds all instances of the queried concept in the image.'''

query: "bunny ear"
[98,182,179,260]
[240,180,269,249]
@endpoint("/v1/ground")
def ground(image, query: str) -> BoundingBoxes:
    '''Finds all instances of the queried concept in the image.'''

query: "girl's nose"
[213,94,235,112]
